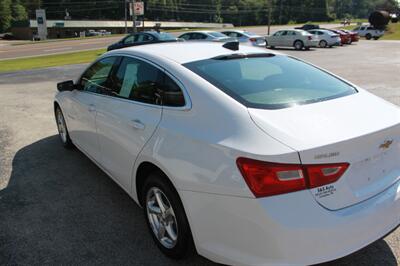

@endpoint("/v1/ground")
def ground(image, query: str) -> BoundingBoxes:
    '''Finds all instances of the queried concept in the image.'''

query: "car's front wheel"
[55,106,73,148]
[366,33,372,40]
[142,172,194,259]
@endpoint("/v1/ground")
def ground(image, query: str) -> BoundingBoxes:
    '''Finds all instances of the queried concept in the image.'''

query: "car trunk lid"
[249,91,400,210]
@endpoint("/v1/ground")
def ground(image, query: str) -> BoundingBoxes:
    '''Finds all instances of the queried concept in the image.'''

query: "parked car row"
[107,23,383,53]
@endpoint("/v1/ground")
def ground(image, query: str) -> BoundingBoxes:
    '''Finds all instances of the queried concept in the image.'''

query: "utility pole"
[132,0,137,33]
[125,0,128,34]
[267,0,272,35]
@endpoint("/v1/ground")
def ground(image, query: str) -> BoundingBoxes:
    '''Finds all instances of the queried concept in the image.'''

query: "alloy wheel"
[56,109,67,144]
[146,187,179,249]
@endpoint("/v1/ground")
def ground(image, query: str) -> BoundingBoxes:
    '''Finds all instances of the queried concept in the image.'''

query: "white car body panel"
[308,29,341,47]
[54,42,400,266]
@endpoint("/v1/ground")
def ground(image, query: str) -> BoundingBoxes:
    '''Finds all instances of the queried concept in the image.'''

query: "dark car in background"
[107,31,180,51]
[295,24,319,31]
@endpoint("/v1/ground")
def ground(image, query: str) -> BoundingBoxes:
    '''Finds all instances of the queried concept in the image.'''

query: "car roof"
[106,42,279,64]
[222,29,260,36]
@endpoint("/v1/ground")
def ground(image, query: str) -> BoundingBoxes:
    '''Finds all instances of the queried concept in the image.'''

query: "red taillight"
[249,38,257,42]
[236,158,349,198]
[305,163,349,188]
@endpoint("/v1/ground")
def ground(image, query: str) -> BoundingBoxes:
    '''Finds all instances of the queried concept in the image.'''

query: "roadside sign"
[35,9,48,40]
[133,2,144,16]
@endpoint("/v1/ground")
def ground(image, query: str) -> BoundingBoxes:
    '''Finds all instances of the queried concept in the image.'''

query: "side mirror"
[57,80,75,92]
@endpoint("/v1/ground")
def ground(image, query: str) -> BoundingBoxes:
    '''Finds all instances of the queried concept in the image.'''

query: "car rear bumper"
[180,179,400,266]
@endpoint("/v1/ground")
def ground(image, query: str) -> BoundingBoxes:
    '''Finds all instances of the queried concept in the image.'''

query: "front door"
[95,56,163,191]
[66,57,118,163]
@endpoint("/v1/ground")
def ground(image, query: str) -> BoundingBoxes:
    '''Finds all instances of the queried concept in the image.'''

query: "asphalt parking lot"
[0,40,399,265]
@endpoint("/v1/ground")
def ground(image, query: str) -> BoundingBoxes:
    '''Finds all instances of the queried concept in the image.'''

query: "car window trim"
[81,53,192,111]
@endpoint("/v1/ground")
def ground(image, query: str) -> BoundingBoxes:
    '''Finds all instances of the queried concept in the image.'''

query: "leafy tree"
[12,0,28,21]
[0,0,12,32]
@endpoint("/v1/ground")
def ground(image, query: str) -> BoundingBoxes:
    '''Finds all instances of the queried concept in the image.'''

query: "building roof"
[20,19,233,29]
[107,41,279,64]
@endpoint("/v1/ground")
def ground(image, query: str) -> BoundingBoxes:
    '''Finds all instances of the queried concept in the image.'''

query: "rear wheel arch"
[135,161,178,207]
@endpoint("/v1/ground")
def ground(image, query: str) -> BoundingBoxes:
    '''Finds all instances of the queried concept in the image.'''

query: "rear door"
[95,56,163,191]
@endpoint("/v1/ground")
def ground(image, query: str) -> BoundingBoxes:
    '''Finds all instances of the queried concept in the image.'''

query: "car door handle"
[88,104,96,112]
[131,119,145,130]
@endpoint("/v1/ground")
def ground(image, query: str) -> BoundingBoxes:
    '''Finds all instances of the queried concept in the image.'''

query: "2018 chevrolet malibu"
[55,41,400,266]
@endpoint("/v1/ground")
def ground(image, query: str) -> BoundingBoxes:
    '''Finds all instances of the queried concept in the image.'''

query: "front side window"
[111,57,163,105]
[192,33,207,39]
[179,34,190,40]
[123,35,135,44]
[80,57,117,94]
[184,55,357,109]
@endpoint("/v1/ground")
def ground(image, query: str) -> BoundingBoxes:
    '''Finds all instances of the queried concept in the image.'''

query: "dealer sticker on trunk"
[315,185,336,198]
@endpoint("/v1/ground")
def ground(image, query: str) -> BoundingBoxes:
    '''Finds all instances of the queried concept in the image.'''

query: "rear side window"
[111,57,163,105]
[162,74,185,107]
[109,57,185,107]
[184,55,357,109]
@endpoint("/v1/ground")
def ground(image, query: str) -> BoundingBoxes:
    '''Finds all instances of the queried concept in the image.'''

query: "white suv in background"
[353,25,384,40]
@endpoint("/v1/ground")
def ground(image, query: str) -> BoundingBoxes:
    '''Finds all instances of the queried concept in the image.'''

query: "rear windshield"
[158,32,177,40]
[208,32,227,38]
[184,55,357,109]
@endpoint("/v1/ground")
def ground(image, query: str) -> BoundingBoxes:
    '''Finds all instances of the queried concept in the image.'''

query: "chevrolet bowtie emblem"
[379,140,393,150]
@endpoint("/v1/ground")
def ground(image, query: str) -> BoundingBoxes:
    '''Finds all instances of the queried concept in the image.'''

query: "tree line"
[1,0,399,33]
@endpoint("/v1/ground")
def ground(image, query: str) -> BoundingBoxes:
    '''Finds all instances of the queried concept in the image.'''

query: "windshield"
[157,32,176,40]
[208,32,228,38]
[184,55,357,109]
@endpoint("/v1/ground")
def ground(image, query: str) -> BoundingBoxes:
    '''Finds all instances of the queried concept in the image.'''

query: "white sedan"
[221,30,266,47]
[308,29,341,48]
[54,42,400,266]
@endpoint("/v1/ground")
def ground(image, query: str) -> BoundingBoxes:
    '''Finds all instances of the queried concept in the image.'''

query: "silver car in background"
[221,30,266,47]
[178,31,232,42]
[265,29,318,50]
[308,29,341,48]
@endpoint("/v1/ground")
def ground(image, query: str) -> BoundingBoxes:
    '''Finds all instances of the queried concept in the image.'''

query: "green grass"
[0,49,106,73]
[12,34,125,46]
[381,23,400,40]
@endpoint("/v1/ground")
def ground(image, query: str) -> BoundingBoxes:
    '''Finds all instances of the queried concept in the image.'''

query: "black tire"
[366,33,372,40]
[319,40,327,48]
[55,106,73,149]
[294,40,304,50]
[142,172,195,259]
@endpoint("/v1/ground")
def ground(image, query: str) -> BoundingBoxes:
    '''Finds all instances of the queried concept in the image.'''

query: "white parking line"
[44,47,73,52]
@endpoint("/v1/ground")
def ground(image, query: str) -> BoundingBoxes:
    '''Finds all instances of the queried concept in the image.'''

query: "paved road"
[0,24,345,60]
[0,40,399,265]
